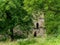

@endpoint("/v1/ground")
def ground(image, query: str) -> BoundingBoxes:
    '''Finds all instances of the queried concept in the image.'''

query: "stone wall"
[32,11,46,37]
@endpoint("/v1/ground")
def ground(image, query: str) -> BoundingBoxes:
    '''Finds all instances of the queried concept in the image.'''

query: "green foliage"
[0,0,33,31]
[1,37,60,45]
[44,0,60,35]
[18,38,36,45]
[0,0,60,40]
[0,0,34,40]
[24,0,60,35]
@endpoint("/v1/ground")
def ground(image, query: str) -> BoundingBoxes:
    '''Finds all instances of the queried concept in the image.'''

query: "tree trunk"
[10,28,14,41]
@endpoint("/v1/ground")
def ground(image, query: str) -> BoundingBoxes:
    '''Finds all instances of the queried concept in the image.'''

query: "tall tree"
[0,0,33,41]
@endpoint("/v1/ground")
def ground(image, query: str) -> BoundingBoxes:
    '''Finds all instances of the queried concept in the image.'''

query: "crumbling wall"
[32,11,46,37]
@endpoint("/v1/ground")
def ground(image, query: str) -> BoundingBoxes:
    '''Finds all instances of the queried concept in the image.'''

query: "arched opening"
[34,31,37,37]
[36,22,39,29]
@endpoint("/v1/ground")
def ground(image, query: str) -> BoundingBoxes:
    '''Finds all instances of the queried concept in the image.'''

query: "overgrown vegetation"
[1,36,60,45]
[0,0,60,45]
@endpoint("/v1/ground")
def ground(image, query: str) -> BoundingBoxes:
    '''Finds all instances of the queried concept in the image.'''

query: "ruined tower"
[33,11,46,37]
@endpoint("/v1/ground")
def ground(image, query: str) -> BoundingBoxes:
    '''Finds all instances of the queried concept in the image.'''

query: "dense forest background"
[0,0,60,45]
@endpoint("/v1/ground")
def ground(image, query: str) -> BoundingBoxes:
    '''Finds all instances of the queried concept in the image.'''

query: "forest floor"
[0,36,60,45]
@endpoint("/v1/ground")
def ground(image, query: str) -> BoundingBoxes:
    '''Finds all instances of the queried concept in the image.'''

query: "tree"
[0,0,33,41]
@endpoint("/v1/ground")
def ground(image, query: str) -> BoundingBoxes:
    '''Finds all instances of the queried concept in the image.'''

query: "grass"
[0,36,60,45]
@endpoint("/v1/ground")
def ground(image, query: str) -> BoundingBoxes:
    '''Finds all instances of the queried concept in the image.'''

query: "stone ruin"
[32,11,46,37]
